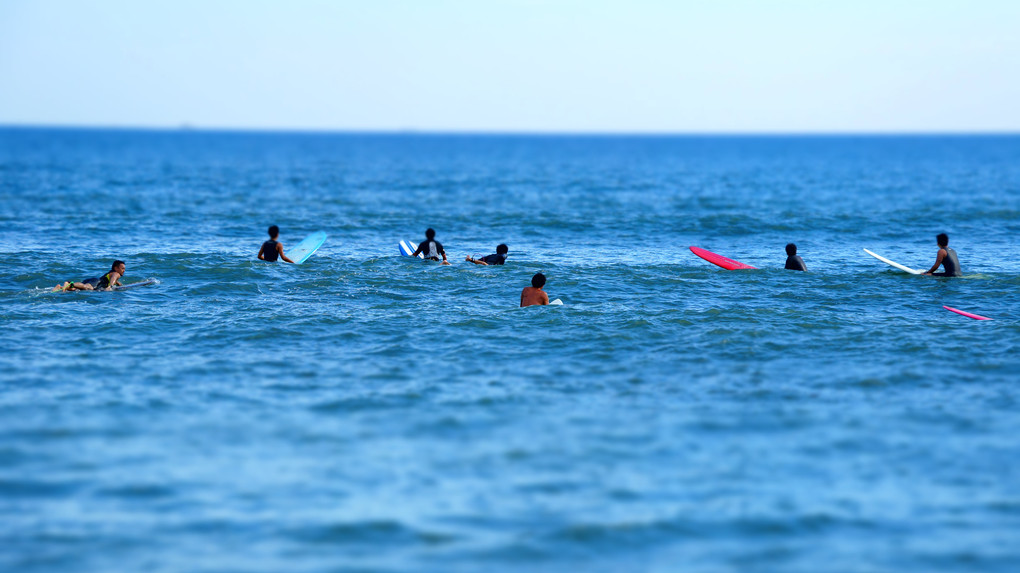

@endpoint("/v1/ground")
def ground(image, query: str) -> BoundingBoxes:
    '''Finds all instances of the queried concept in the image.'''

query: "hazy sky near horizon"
[1,0,1018,132]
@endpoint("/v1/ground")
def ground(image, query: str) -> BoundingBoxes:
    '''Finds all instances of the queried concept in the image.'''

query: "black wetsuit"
[478,253,507,265]
[933,247,961,277]
[82,271,116,289]
[261,240,280,262]
[417,239,445,261]
[785,255,807,271]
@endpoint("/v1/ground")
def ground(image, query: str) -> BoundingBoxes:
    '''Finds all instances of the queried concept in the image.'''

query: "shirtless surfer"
[258,225,295,263]
[520,273,550,307]
[923,233,962,277]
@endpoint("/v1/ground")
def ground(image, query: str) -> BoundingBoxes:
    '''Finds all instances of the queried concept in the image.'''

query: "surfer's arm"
[466,256,488,265]
[924,249,946,275]
[277,244,295,264]
[258,245,266,260]
[100,272,121,290]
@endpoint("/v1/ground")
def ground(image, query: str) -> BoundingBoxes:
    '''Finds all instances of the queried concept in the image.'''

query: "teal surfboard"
[289,231,327,264]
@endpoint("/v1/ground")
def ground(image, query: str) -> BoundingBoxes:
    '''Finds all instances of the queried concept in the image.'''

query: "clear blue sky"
[1,0,1018,132]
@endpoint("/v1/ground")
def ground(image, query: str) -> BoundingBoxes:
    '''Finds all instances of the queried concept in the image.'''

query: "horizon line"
[2,122,1019,138]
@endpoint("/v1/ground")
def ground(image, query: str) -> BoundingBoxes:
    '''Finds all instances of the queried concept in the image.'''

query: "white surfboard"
[289,231,327,264]
[550,299,563,306]
[863,248,923,275]
[399,240,423,259]
[113,278,157,291]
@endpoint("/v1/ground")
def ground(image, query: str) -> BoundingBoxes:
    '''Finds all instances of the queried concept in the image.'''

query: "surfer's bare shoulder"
[520,286,548,307]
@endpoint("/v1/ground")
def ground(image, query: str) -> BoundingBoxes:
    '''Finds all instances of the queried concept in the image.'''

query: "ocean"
[2,128,1019,572]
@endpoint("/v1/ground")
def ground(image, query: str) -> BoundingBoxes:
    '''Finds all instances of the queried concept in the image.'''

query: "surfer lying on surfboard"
[466,243,508,265]
[52,260,126,291]
[258,225,296,263]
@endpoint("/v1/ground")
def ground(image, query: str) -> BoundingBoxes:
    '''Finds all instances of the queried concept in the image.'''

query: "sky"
[1,0,1018,133]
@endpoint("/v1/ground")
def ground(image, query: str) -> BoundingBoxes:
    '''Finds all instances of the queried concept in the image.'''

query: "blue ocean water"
[1,128,1019,572]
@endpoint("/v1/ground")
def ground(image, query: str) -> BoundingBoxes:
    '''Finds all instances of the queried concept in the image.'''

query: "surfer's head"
[268,225,279,239]
[425,228,436,240]
[937,233,949,247]
[785,243,797,256]
[531,273,546,288]
[112,260,125,275]
[496,244,509,255]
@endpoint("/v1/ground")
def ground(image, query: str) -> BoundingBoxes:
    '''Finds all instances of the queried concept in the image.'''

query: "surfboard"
[943,306,992,320]
[689,246,756,270]
[863,248,923,275]
[112,279,157,291]
[399,240,423,259]
[288,231,327,264]
[550,299,563,306]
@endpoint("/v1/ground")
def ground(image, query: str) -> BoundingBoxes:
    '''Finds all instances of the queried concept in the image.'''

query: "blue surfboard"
[289,231,327,264]
[399,240,423,259]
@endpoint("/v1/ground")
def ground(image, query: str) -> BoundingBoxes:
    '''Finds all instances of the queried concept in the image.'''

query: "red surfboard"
[943,306,992,321]
[690,246,757,270]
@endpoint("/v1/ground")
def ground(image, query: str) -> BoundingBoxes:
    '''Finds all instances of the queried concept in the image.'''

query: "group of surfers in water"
[53,229,962,305]
[781,233,960,276]
[259,225,547,306]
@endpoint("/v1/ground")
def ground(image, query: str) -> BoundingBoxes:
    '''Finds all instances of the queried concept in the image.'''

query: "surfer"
[520,273,550,307]
[466,244,508,265]
[258,225,295,263]
[784,243,807,271]
[53,260,126,291]
[412,228,451,265]
[90,260,126,290]
[923,233,961,277]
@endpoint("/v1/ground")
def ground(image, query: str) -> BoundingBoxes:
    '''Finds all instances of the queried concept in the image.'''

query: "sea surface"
[1,128,1019,573]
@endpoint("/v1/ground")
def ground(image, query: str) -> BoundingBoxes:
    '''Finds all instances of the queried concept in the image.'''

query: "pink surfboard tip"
[689,246,757,270]
[943,306,992,321]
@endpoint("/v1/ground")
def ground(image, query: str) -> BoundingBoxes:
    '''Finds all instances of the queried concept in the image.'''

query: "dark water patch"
[281,519,455,547]
[94,483,177,500]
[309,393,428,413]
[0,477,86,498]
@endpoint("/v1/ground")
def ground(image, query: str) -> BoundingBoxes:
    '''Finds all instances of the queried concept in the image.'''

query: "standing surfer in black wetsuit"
[258,225,295,263]
[412,228,451,265]
[924,233,962,277]
[784,243,807,271]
